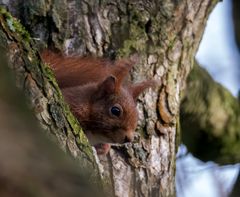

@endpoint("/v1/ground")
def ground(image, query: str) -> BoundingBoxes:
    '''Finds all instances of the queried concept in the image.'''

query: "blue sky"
[177,1,240,196]
[196,0,240,96]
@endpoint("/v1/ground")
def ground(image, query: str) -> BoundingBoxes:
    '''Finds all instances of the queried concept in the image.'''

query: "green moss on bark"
[0,6,96,166]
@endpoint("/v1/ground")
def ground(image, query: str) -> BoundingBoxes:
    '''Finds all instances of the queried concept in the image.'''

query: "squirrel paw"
[94,143,111,155]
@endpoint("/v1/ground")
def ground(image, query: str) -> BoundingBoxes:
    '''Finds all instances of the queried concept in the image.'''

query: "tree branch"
[181,62,240,164]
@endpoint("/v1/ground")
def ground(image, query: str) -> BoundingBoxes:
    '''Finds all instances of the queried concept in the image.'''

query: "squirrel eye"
[110,106,121,117]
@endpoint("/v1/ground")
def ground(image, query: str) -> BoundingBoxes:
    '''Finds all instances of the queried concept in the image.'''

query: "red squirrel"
[41,50,155,154]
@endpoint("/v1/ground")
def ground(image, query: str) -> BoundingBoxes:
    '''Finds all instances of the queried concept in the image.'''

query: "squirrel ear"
[130,80,156,100]
[98,76,117,96]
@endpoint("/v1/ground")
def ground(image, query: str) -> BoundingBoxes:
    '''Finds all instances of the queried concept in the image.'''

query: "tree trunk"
[0,7,100,174]
[0,47,104,197]
[0,1,218,196]
[230,170,240,197]
[233,0,240,50]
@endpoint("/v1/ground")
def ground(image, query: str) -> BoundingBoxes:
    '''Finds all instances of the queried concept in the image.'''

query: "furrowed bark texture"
[1,1,218,196]
[0,8,101,182]
[0,49,104,197]
[181,62,240,164]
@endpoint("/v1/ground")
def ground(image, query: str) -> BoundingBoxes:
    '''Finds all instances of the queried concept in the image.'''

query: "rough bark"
[0,7,102,182]
[0,43,104,197]
[0,1,218,196]
[181,62,240,164]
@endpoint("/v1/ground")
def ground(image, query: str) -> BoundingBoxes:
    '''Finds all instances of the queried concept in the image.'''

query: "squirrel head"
[84,76,138,145]
[79,75,156,145]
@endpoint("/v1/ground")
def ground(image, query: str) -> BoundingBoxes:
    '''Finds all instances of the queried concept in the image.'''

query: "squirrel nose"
[124,133,134,143]
[124,136,131,143]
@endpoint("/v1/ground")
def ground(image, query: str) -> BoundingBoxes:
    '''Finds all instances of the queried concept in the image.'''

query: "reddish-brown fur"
[41,50,133,88]
[41,50,155,154]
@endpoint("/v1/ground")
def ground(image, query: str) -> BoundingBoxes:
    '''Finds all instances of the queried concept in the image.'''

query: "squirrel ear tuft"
[113,59,136,85]
[130,80,157,100]
[98,76,117,95]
